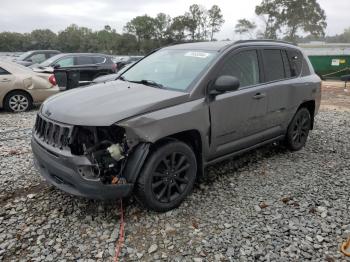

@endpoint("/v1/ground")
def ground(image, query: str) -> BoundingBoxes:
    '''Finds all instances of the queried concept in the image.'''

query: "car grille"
[34,114,73,149]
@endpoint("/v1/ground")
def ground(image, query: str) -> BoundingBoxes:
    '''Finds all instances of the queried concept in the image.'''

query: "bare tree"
[208,5,225,41]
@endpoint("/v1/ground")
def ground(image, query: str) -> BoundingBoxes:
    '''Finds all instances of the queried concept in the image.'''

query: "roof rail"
[234,39,297,46]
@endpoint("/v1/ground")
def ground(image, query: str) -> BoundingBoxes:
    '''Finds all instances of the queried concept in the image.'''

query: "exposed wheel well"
[3,89,33,107]
[298,100,315,129]
[153,130,204,178]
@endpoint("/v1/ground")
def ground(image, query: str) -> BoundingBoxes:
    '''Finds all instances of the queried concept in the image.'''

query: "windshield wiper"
[118,75,127,81]
[130,79,165,89]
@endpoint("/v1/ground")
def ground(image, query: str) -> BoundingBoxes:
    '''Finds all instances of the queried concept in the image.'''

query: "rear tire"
[285,107,311,151]
[4,91,32,112]
[135,140,197,212]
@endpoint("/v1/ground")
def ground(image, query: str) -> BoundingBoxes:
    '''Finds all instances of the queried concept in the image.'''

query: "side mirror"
[209,75,240,95]
[53,64,61,69]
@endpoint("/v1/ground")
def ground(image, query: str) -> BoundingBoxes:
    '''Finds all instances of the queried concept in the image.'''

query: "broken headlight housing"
[69,125,128,184]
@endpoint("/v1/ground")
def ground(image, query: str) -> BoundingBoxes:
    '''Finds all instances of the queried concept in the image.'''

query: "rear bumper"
[31,137,133,200]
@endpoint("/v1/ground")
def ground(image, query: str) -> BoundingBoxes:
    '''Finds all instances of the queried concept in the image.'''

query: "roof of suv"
[28,50,60,53]
[46,53,113,62]
[54,53,111,57]
[164,40,297,52]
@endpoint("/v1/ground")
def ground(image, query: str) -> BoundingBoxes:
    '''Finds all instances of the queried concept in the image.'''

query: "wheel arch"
[125,129,204,183]
[297,100,315,129]
[151,129,204,179]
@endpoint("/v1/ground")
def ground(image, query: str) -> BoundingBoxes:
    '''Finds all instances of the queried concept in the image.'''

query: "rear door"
[261,48,302,131]
[209,48,270,159]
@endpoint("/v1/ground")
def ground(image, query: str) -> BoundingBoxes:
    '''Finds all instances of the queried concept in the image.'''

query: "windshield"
[121,49,217,91]
[17,51,33,61]
[39,56,59,67]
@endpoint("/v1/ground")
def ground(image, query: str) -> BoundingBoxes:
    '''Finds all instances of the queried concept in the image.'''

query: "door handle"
[0,79,11,82]
[253,93,266,99]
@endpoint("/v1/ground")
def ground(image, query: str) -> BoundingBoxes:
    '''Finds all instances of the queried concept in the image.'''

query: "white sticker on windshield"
[185,51,210,58]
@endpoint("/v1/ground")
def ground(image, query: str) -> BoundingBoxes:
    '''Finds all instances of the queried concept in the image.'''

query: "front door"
[209,49,269,159]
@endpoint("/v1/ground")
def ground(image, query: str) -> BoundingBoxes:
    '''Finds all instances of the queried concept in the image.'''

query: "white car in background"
[0,61,60,112]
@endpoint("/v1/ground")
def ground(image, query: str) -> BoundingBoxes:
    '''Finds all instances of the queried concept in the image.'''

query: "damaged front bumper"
[31,113,150,200]
[32,137,134,199]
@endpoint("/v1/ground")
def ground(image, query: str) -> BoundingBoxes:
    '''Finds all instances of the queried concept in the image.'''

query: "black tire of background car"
[285,107,311,151]
[4,90,33,112]
[135,140,197,212]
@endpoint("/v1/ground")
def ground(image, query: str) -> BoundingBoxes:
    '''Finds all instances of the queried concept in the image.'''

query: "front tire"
[286,107,311,151]
[4,91,32,112]
[135,141,197,212]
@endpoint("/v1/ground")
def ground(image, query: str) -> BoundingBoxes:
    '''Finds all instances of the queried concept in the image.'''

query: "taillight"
[112,63,117,72]
[49,75,56,86]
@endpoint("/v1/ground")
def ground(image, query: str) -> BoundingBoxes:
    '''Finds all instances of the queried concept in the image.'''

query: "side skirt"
[204,135,285,167]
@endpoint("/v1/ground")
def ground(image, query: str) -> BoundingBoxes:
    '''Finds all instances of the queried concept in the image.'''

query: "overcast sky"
[0,0,349,40]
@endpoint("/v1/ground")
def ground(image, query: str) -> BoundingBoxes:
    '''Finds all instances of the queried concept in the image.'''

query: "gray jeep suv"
[31,40,321,212]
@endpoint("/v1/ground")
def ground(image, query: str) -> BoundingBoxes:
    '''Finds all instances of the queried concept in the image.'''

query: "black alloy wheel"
[151,152,191,203]
[286,107,311,151]
[135,141,197,212]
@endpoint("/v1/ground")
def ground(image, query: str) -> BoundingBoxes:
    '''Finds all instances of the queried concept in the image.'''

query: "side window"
[46,53,57,59]
[220,50,260,88]
[287,50,302,77]
[29,53,46,63]
[93,56,106,64]
[55,57,74,67]
[0,67,10,75]
[262,49,285,82]
[76,56,94,65]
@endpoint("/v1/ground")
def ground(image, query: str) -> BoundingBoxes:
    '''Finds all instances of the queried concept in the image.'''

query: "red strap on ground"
[114,199,125,262]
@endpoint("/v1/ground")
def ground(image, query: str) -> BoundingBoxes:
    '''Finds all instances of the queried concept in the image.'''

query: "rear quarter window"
[93,56,106,64]
[301,57,311,76]
[287,50,303,77]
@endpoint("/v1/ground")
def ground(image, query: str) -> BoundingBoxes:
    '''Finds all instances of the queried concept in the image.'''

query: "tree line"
[234,0,327,42]
[1,0,348,55]
[0,4,224,55]
[232,0,348,43]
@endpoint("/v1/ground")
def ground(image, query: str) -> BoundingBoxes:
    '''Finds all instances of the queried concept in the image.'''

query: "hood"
[41,80,189,126]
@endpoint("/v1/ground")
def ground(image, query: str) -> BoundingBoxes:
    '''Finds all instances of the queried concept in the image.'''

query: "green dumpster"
[308,55,350,80]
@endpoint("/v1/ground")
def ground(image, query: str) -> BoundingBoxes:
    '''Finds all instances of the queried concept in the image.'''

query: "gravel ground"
[0,96,350,261]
